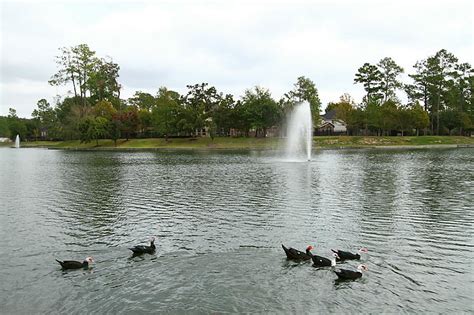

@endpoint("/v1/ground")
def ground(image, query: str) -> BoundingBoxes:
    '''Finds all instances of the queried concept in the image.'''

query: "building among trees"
[315,110,347,135]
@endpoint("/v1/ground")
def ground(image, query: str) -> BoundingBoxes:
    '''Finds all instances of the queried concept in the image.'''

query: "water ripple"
[0,148,473,313]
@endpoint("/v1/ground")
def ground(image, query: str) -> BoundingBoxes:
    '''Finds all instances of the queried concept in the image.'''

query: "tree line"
[329,51,473,136]
[1,44,472,142]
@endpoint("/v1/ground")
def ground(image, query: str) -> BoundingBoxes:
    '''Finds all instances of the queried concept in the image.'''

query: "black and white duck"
[331,248,368,261]
[334,264,368,280]
[312,253,339,267]
[281,244,314,261]
[56,257,94,269]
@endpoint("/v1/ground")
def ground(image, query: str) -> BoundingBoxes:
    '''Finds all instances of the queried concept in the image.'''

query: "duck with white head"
[56,256,94,270]
[312,252,340,268]
[331,247,368,262]
[334,264,368,280]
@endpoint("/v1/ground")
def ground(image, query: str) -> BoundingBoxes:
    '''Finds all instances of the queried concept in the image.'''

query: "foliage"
[49,44,121,109]
[242,86,281,137]
[212,94,235,136]
[152,88,181,139]
[284,76,322,124]
[128,91,156,111]
[0,117,10,137]
[409,102,430,135]
[5,108,27,140]
[5,44,473,141]
[78,116,109,145]
[354,63,383,102]
[377,57,404,102]
[181,83,224,136]
[93,100,116,120]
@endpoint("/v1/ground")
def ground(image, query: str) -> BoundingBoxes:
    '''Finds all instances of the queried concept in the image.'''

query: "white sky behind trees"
[1,0,473,118]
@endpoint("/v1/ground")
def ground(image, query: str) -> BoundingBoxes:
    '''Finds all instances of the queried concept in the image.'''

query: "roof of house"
[318,121,334,129]
[321,109,337,120]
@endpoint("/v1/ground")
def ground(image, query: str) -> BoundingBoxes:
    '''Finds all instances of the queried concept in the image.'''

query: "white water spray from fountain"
[15,134,20,148]
[285,102,312,161]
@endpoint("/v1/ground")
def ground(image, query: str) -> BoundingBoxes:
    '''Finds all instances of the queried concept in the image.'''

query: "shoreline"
[39,145,473,152]
[45,144,472,151]
[3,136,473,151]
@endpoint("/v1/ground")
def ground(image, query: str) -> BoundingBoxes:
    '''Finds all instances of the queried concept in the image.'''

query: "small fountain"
[285,102,312,161]
[15,134,20,148]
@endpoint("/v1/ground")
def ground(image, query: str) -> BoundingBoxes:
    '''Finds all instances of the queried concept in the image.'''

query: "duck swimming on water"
[56,257,94,269]
[281,244,314,261]
[312,253,339,267]
[129,237,156,255]
[334,264,368,280]
[331,248,368,261]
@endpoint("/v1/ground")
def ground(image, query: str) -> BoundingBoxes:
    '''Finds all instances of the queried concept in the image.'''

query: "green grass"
[17,136,474,150]
[20,137,284,150]
[313,136,474,147]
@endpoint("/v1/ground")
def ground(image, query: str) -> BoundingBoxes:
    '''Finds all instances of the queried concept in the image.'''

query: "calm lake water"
[0,147,473,314]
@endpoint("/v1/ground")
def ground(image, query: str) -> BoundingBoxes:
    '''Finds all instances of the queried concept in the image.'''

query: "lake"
[0,147,472,313]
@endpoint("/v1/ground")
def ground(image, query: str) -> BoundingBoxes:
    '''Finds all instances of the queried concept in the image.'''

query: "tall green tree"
[212,94,235,137]
[377,57,404,102]
[406,59,430,111]
[242,86,281,137]
[7,108,27,140]
[232,100,252,136]
[128,91,157,136]
[430,49,458,135]
[49,44,121,112]
[445,62,473,134]
[152,87,181,140]
[354,63,382,102]
[88,57,121,104]
[407,49,458,134]
[285,76,322,124]
[31,99,58,140]
[181,83,223,136]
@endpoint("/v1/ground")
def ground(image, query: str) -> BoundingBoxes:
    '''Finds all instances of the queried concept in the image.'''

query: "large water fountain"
[285,102,312,161]
[14,134,20,148]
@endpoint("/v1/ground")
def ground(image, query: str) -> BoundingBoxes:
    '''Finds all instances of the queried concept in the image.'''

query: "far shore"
[2,136,473,151]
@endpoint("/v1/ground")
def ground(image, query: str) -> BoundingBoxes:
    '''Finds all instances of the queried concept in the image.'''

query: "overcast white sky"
[1,0,473,118]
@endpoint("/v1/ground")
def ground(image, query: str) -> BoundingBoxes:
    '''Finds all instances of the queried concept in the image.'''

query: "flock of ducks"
[282,244,369,280]
[55,237,156,269]
[56,237,367,281]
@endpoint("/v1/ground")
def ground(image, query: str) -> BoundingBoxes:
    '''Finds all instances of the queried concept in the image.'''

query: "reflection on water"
[0,148,473,313]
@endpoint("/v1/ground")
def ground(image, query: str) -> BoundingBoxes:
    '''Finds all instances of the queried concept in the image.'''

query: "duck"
[129,237,156,255]
[334,264,368,280]
[56,257,94,269]
[312,253,339,267]
[281,244,314,261]
[331,248,368,261]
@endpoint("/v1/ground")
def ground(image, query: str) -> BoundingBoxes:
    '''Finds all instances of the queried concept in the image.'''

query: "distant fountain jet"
[285,102,312,161]
[15,134,20,148]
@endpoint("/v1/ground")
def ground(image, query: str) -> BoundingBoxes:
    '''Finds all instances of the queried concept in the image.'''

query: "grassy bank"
[13,136,474,150]
[312,136,474,148]
[18,137,282,150]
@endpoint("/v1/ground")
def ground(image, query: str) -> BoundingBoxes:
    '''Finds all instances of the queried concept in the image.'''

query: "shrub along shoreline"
[6,136,474,151]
